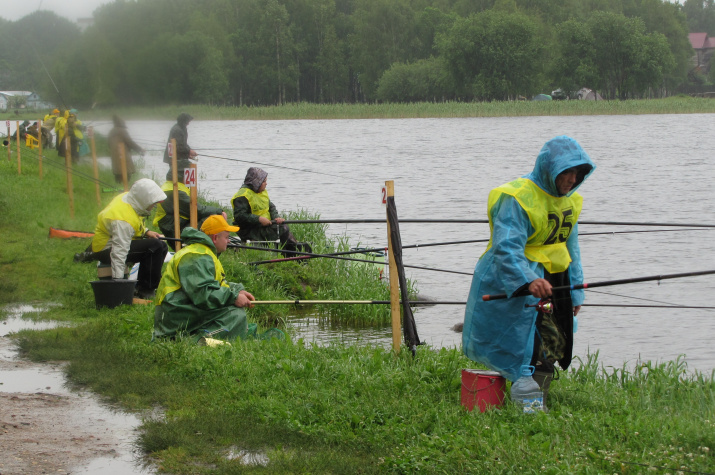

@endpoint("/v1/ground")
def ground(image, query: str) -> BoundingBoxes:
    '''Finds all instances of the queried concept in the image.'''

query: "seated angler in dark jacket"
[153,169,226,239]
[231,167,310,255]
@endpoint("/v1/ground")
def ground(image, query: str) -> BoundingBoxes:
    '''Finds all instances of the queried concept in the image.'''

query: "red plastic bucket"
[461,369,506,412]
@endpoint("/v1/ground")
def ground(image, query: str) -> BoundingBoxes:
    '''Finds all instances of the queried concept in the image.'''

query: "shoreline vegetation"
[3,97,715,123]
[1,123,713,473]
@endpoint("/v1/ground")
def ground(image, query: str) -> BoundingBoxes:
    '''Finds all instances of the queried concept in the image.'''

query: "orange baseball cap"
[201,215,239,235]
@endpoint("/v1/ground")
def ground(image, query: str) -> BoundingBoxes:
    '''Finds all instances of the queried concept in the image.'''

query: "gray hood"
[123,178,165,216]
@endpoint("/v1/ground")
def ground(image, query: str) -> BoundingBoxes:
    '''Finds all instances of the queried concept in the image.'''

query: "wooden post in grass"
[37,119,43,179]
[385,180,401,353]
[89,127,101,206]
[188,162,198,228]
[170,139,181,251]
[119,142,129,192]
[6,121,10,161]
[15,121,21,174]
[64,126,75,218]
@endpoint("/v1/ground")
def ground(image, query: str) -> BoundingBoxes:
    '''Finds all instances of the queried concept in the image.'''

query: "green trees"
[0,0,697,106]
[438,10,544,100]
[551,12,675,99]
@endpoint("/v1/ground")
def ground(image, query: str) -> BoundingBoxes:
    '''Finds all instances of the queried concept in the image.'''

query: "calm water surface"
[93,114,715,374]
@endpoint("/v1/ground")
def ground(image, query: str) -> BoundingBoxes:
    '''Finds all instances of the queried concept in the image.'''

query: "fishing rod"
[283,219,715,227]
[251,300,467,305]
[482,269,715,301]
[249,228,714,266]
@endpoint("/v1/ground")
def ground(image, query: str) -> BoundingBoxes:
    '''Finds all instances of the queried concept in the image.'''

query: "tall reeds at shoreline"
[16,97,713,123]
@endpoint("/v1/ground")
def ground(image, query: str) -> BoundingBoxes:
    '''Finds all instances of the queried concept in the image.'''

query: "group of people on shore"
[11,108,87,162]
[76,114,597,413]
[77,113,298,343]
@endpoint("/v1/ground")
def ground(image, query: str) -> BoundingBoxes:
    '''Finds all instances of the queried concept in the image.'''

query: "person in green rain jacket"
[153,215,255,342]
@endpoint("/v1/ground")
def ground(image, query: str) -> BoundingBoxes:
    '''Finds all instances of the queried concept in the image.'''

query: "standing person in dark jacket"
[163,113,197,172]
[153,169,226,239]
[231,167,308,255]
[108,114,145,184]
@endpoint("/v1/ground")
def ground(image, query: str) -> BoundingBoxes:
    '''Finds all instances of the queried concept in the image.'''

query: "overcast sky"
[0,0,113,23]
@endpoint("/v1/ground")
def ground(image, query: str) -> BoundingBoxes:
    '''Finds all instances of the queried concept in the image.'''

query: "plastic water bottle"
[510,365,544,413]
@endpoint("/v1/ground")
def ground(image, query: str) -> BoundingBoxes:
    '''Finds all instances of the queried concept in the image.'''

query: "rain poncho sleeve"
[566,223,584,307]
[108,220,136,278]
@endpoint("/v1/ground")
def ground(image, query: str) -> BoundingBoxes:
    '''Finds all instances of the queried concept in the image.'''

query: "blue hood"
[525,136,595,197]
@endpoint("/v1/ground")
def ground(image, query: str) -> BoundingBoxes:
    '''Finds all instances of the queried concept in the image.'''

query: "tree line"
[0,0,713,107]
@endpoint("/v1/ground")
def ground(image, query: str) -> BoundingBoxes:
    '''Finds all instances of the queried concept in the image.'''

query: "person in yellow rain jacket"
[56,109,84,163]
[41,108,59,146]
[153,215,255,342]
[76,179,169,300]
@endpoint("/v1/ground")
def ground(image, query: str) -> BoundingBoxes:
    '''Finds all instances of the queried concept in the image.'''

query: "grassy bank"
[1,142,714,474]
[4,97,715,123]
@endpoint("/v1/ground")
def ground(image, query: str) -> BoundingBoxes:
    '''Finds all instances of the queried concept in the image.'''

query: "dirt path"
[0,324,152,475]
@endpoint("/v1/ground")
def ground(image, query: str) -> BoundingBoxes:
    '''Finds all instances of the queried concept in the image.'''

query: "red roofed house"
[689,32,715,70]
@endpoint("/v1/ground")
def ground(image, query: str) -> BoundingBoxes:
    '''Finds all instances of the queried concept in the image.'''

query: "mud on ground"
[0,335,149,475]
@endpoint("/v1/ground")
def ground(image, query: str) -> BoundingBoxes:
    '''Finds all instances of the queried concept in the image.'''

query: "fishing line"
[20,147,117,188]
[198,152,348,179]
[585,288,688,307]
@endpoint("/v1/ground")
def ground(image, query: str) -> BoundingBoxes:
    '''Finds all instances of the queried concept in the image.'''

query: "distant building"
[688,32,715,71]
[0,91,54,111]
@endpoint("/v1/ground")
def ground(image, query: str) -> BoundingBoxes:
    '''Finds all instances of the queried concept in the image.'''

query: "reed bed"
[62,97,715,122]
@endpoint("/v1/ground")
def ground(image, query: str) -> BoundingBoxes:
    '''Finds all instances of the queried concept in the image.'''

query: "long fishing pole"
[250,228,713,266]
[251,300,467,305]
[253,300,715,309]
[482,269,715,301]
[282,219,715,227]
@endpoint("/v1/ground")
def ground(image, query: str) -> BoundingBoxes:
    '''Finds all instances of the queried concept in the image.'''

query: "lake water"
[91,113,715,374]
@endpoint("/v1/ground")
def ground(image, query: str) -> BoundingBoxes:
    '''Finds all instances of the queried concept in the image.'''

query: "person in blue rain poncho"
[463,136,595,400]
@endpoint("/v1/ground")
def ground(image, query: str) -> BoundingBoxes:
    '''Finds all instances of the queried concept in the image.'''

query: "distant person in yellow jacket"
[56,109,84,163]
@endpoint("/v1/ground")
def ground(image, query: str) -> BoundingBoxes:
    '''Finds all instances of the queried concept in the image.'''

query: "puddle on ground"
[1,303,156,474]
[226,447,270,466]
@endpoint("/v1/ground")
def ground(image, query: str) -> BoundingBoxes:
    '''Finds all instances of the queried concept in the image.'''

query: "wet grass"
[2,133,714,474]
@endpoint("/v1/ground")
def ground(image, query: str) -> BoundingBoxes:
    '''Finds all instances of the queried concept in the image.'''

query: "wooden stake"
[15,121,21,174]
[64,127,75,218]
[6,122,10,161]
[89,127,101,206]
[170,139,181,251]
[189,162,198,228]
[385,180,401,353]
[119,142,129,191]
[38,119,43,179]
